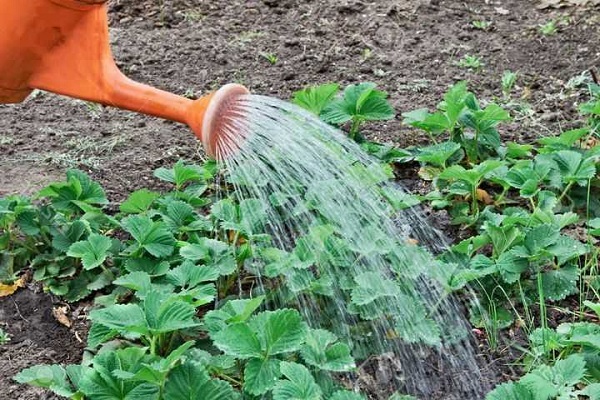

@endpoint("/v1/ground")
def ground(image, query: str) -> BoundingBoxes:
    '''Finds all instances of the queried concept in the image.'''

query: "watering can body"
[0,0,248,158]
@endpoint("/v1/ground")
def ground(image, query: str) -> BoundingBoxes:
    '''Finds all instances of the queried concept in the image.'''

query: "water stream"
[214,95,490,399]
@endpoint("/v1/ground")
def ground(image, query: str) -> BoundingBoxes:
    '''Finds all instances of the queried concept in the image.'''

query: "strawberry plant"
[293,82,395,142]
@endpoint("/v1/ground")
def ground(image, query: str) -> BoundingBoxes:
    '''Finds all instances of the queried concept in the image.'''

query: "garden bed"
[0,1,599,399]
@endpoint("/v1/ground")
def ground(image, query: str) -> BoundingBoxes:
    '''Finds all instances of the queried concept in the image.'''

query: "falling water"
[214,95,490,399]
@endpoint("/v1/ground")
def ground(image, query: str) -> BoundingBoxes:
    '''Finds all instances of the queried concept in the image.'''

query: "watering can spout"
[0,0,249,159]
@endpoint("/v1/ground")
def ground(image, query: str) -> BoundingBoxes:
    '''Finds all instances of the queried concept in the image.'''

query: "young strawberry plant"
[293,82,395,142]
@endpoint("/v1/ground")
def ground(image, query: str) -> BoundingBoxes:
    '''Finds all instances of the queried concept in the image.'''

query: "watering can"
[0,0,249,158]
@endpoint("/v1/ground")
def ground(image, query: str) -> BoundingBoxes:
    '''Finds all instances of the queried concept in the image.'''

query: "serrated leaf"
[212,323,263,359]
[293,83,340,115]
[122,215,175,257]
[553,150,597,185]
[251,309,307,356]
[113,271,153,294]
[322,83,394,125]
[163,361,239,400]
[143,290,200,333]
[541,265,579,301]
[273,362,322,400]
[120,189,160,214]
[548,235,588,265]
[87,322,119,348]
[14,364,76,397]
[351,272,399,305]
[39,170,108,212]
[521,354,586,399]
[486,382,534,400]
[244,358,281,396]
[166,261,219,288]
[415,141,461,168]
[52,220,88,252]
[79,348,159,400]
[524,224,560,254]
[221,296,265,324]
[89,303,147,335]
[496,251,529,283]
[67,233,112,270]
[154,161,204,189]
[329,391,366,400]
[300,329,355,372]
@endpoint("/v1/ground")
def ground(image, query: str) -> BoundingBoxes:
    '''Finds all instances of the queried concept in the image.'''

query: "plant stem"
[556,181,574,205]
[537,272,549,353]
[349,119,362,142]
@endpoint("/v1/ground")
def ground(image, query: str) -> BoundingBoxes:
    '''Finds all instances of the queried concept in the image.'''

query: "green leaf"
[166,261,219,288]
[163,361,239,400]
[521,354,586,399]
[244,358,281,396]
[293,83,340,115]
[415,141,461,168]
[87,322,119,348]
[14,364,76,397]
[548,235,588,265]
[483,223,522,257]
[584,301,600,318]
[524,224,560,254]
[79,348,160,400]
[351,272,399,305]
[538,128,589,150]
[251,309,307,356]
[67,233,112,270]
[154,161,205,189]
[125,258,170,276]
[541,265,579,301]
[301,329,355,372]
[442,81,469,126]
[39,169,108,212]
[52,220,88,252]
[89,304,147,335]
[212,323,263,359]
[122,215,175,257]
[486,382,534,400]
[322,83,394,125]
[582,383,600,400]
[221,296,265,324]
[113,271,153,294]
[553,150,597,185]
[496,251,529,283]
[143,290,200,333]
[273,362,322,400]
[120,189,160,214]
[329,391,366,400]
[588,218,600,236]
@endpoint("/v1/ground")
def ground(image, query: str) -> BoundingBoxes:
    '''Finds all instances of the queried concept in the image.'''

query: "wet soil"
[0,0,599,399]
[0,287,87,400]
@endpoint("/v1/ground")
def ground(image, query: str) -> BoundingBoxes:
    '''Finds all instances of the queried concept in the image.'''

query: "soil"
[0,286,87,400]
[0,0,599,399]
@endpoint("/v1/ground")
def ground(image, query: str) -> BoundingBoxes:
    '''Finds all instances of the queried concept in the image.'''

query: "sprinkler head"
[187,84,250,160]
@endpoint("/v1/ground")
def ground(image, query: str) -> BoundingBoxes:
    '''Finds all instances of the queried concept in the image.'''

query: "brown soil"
[0,0,599,399]
[0,287,87,400]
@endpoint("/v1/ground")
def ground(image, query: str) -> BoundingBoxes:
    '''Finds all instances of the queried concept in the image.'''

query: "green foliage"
[401,80,600,389]
[487,355,595,400]
[7,160,374,399]
[455,55,484,71]
[501,70,518,98]
[539,20,558,36]
[293,83,340,115]
[403,81,509,162]
[293,82,395,142]
[0,328,10,345]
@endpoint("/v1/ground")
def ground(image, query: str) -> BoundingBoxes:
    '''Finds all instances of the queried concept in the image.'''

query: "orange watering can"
[0,0,249,158]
